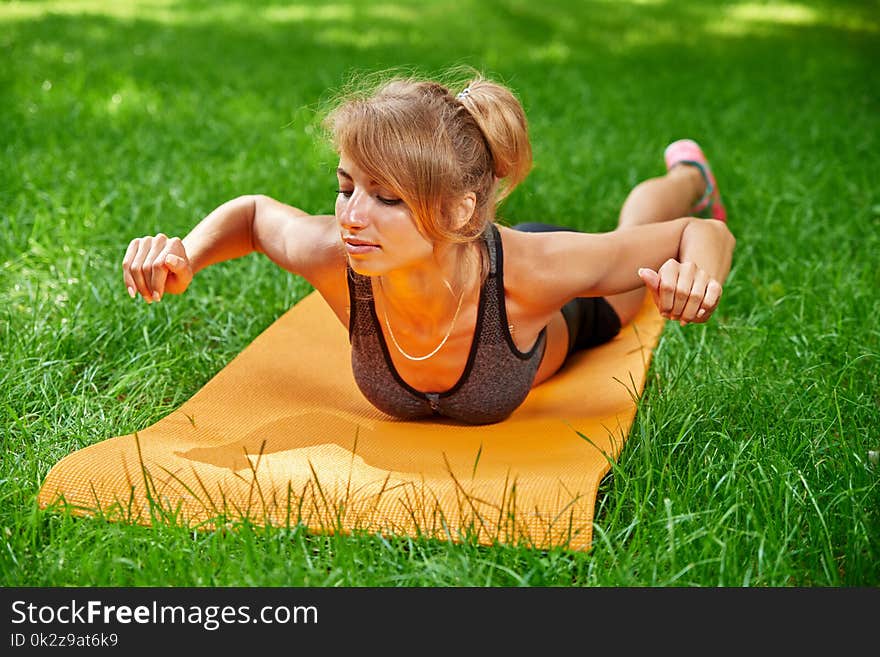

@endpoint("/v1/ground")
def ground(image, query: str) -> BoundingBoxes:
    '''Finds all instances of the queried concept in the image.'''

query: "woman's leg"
[604,164,706,325]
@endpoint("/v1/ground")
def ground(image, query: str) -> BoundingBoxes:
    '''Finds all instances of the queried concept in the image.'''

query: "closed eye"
[337,188,402,206]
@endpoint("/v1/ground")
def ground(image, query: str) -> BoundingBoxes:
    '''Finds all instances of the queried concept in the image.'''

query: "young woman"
[121,72,735,425]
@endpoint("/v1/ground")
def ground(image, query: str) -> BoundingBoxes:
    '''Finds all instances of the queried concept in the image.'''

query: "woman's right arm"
[122,194,341,302]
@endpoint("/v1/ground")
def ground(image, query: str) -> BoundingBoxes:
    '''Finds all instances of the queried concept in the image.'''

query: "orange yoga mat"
[38,291,664,551]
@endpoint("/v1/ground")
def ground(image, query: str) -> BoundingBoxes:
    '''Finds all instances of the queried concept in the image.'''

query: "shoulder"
[494,223,614,312]
[494,223,587,283]
[493,224,571,314]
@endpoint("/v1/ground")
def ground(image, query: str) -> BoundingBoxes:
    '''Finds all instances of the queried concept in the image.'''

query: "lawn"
[1,0,878,587]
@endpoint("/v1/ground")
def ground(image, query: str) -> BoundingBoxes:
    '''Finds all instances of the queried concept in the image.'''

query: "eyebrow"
[336,167,383,189]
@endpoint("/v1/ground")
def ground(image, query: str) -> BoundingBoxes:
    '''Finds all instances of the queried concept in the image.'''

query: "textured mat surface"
[38,291,664,551]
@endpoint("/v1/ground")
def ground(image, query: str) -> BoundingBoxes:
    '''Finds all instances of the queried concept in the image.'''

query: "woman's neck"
[377,241,481,331]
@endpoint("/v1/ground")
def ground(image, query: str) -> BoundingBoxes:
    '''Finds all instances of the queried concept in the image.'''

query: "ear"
[451,192,477,230]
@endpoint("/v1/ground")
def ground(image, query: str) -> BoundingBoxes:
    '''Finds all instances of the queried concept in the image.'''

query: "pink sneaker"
[664,139,727,222]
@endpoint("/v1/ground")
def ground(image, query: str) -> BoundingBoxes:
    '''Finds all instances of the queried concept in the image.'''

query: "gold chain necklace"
[379,277,466,361]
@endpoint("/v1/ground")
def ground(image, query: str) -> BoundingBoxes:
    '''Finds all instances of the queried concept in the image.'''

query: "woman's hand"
[638,259,722,326]
[122,234,193,303]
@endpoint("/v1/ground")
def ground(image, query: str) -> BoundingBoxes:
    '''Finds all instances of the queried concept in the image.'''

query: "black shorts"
[510,222,622,357]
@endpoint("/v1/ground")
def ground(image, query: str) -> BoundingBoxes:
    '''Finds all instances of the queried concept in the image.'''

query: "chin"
[346,256,385,277]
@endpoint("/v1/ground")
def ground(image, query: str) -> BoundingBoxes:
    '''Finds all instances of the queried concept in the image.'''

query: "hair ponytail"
[455,75,532,203]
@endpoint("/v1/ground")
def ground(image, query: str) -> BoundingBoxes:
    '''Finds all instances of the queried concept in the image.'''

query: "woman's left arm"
[511,217,735,325]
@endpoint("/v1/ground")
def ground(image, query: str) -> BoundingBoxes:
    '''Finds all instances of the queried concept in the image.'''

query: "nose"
[338,190,370,231]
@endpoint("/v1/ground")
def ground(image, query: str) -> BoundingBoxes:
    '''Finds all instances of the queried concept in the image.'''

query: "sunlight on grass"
[0,0,419,25]
[709,1,878,36]
[0,0,265,24]
[264,3,419,23]
[593,0,667,5]
[98,80,163,117]
[527,40,570,63]
[0,0,181,22]
[261,4,353,23]
[708,2,818,37]
[730,2,819,25]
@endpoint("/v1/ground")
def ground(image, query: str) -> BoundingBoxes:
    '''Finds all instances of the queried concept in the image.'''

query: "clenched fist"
[122,233,192,303]
[638,258,722,326]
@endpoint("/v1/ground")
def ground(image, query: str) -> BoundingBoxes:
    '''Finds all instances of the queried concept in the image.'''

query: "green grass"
[2,0,878,587]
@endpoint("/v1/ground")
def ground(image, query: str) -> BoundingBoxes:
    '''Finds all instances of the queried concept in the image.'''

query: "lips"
[343,237,380,254]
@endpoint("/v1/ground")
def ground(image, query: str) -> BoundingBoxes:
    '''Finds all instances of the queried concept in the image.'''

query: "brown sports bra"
[347,223,546,425]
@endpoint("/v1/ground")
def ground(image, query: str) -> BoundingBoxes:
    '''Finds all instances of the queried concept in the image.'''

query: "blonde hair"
[323,68,532,245]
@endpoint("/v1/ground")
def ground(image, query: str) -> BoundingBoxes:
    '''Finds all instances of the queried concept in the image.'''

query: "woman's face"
[335,154,434,276]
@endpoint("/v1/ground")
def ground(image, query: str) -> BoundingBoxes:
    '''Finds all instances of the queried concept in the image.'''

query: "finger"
[681,270,709,323]
[698,280,723,319]
[638,267,660,294]
[164,252,186,274]
[164,251,193,294]
[656,259,679,316]
[671,261,697,319]
[164,238,190,277]
[638,268,663,314]
[148,234,169,301]
[129,237,154,301]
[155,239,189,298]
[121,239,139,298]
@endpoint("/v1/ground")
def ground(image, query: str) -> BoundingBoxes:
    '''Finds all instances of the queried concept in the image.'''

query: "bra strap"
[485,223,498,276]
